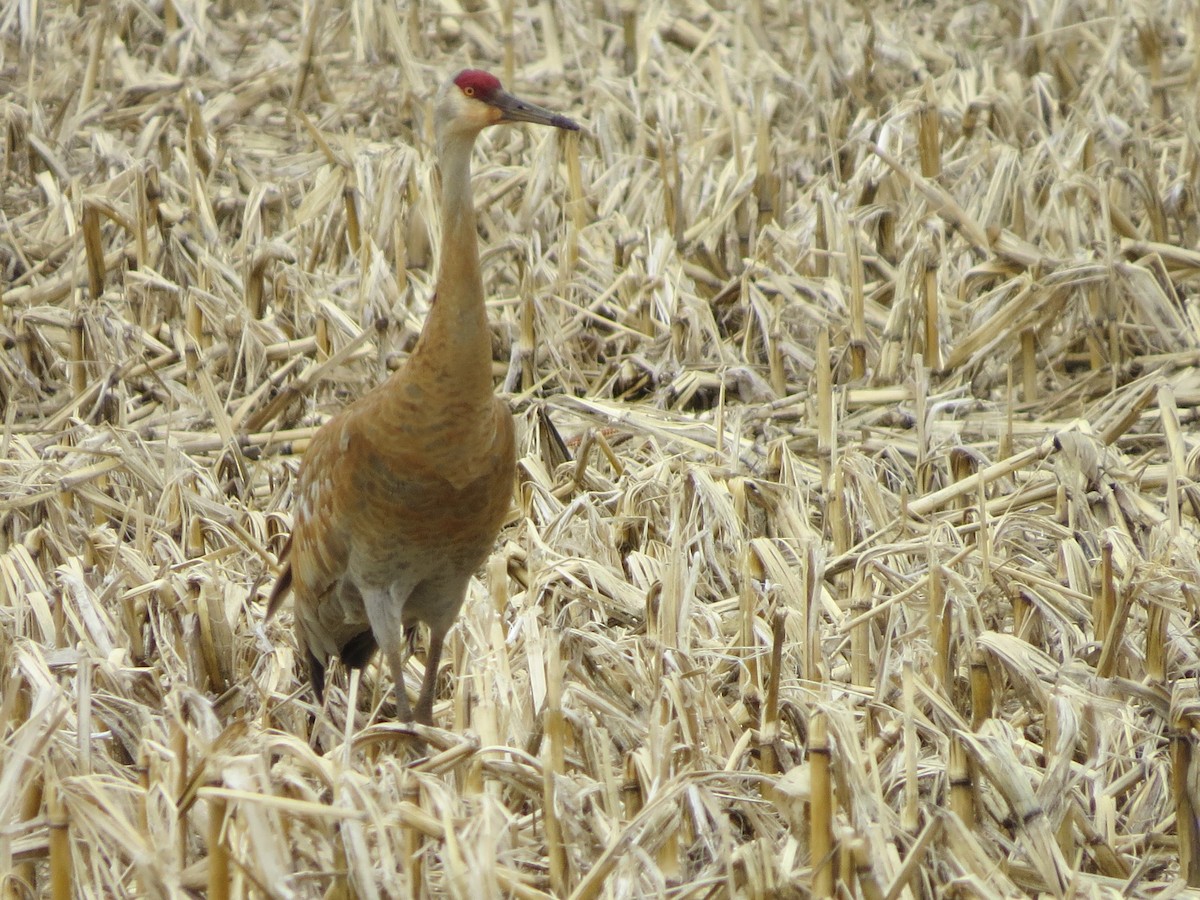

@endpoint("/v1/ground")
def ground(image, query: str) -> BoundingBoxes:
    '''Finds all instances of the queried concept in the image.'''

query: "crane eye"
[463,86,475,97]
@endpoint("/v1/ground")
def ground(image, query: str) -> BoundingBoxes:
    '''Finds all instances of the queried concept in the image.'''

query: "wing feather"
[268,415,355,662]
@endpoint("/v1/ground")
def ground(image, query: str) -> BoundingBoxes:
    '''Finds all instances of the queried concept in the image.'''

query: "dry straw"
[3,0,1200,896]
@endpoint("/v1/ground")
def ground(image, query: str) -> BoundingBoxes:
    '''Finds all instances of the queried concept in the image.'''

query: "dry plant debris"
[2,1,1200,897]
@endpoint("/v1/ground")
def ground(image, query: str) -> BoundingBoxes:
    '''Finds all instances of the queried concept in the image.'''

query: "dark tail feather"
[264,535,293,619]
[340,630,379,670]
[307,647,326,702]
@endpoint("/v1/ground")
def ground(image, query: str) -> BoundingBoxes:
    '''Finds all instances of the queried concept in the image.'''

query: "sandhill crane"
[267,69,580,725]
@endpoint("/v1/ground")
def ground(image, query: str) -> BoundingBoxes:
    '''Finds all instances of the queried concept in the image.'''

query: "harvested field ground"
[3,1,1200,897]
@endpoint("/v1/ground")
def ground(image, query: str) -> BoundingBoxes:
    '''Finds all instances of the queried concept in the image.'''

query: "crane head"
[439,69,580,137]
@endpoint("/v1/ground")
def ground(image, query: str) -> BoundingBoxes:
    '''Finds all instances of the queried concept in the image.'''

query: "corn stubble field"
[3,0,1200,897]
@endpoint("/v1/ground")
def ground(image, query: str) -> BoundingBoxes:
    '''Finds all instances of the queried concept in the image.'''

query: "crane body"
[268,70,579,724]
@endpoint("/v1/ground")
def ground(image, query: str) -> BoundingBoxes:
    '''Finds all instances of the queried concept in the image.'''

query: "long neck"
[407,130,494,399]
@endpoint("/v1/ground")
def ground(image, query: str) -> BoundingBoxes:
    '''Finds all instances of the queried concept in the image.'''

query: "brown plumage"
[267,70,579,725]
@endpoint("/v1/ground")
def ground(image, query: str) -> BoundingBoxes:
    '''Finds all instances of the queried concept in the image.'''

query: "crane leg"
[389,647,415,722]
[361,584,417,722]
[413,627,446,726]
